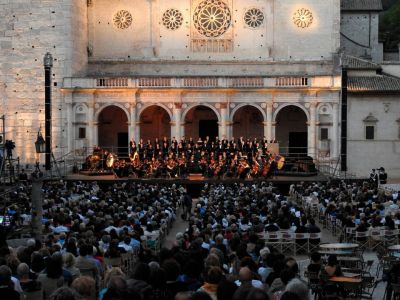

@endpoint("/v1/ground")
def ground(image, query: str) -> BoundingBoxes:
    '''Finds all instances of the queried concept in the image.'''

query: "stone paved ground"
[163,200,387,299]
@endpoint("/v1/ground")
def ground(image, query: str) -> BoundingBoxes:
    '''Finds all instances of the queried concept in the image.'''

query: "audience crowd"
[0,178,399,300]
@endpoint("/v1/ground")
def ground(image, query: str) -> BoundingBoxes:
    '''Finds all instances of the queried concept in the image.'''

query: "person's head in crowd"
[238,266,253,284]
[71,276,95,300]
[103,275,130,299]
[247,288,270,300]
[16,262,30,280]
[327,255,338,267]
[284,278,309,300]
[31,251,45,273]
[162,259,181,282]
[104,267,125,288]
[204,266,224,285]
[46,252,64,279]
[280,268,296,285]
[6,254,20,275]
[131,262,150,282]
[310,252,321,264]
[148,266,166,289]
[48,287,82,300]
[0,265,13,288]
[284,258,299,275]
[217,280,238,300]
[63,252,77,269]
[204,254,221,269]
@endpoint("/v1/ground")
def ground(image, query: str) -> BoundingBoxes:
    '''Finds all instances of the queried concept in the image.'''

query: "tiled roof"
[342,55,381,70]
[341,0,383,11]
[348,75,400,92]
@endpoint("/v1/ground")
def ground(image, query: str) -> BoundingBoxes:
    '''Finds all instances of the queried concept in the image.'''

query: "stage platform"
[64,173,329,185]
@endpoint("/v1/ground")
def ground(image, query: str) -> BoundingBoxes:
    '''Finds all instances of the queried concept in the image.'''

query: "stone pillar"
[87,103,95,149]
[66,100,73,154]
[129,103,137,142]
[308,103,317,158]
[266,103,273,141]
[219,103,228,139]
[331,103,339,159]
[172,103,182,140]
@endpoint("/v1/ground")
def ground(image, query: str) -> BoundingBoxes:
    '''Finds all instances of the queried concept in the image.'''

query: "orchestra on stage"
[84,136,285,179]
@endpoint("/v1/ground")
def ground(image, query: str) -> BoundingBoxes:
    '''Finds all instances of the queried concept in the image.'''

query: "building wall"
[89,0,340,62]
[0,0,87,163]
[341,12,383,62]
[347,94,400,177]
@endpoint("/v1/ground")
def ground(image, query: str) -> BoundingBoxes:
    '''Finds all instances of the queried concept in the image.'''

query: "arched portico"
[97,105,129,156]
[139,105,171,141]
[183,104,220,140]
[231,104,265,139]
[275,104,308,157]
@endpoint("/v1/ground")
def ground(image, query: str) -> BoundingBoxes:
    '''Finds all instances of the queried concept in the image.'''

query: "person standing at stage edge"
[183,193,192,221]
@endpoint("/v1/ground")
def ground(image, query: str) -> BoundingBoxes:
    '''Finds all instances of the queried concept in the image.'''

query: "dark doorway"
[199,120,218,141]
[289,132,307,157]
[118,132,129,157]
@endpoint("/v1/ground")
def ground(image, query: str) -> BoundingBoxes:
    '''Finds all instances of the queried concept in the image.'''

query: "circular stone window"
[244,8,264,28]
[113,10,133,29]
[293,8,313,28]
[193,0,231,38]
[162,9,183,30]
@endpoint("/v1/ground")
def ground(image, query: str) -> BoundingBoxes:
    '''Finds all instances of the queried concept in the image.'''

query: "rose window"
[244,8,264,28]
[113,10,133,29]
[193,0,231,38]
[162,9,183,30]
[293,8,313,28]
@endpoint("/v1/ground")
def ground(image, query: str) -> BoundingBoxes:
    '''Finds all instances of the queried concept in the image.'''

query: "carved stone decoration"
[193,0,231,38]
[113,10,133,29]
[383,103,391,113]
[162,9,183,30]
[244,8,264,28]
[293,8,313,28]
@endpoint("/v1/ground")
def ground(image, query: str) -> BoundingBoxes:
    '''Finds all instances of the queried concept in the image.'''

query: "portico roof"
[342,55,381,70]
[341,0,383,11]
[348,75,400,93]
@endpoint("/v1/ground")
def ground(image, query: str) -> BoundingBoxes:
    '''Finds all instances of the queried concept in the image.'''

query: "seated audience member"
[0,265,20,300]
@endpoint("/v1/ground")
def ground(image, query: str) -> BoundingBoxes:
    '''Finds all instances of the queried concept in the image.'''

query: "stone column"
[65,99,73,154]
[219,103,228,139]
[331,103,339,159]
[308,102,317,158]
[87,102,95,149]
[266,102,273,141]
[172,103,182,140]
[129,103,137,142]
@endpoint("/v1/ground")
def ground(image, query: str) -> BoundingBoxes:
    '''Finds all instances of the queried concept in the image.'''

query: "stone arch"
[273,103,309,123]
[139,105,171,141]
[95,103,130,123]
[181,103,221,123]
[183,104,220,140]
[97,105,129,156]
[230,103,266,122]
[137,103,173,121]
[231,104,265,139]
[275,104,308,156]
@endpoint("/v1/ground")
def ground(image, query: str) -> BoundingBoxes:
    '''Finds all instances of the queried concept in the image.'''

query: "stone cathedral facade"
[0,0,399,177]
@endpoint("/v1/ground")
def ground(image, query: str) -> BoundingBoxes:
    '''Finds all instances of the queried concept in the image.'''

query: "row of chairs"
[263,231,321,254]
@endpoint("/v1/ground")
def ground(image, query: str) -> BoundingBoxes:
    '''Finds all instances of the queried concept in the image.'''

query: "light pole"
[44,52,53,171]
